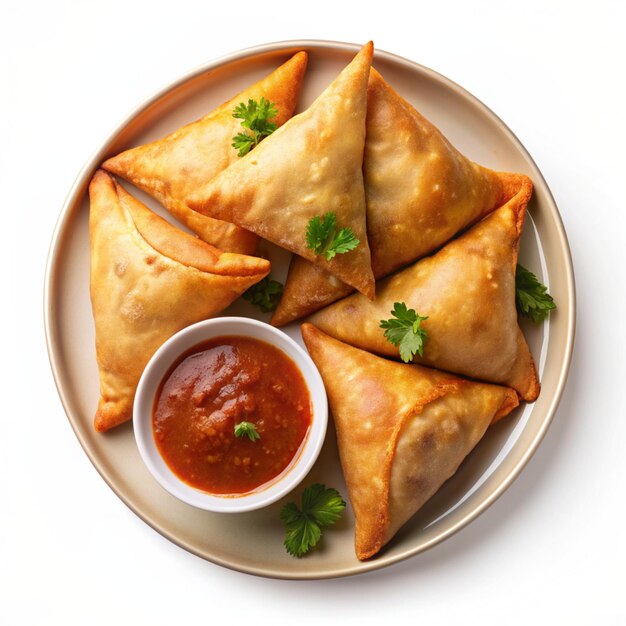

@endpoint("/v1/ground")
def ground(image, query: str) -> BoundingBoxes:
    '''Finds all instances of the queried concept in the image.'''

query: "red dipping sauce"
[152,336,312,495]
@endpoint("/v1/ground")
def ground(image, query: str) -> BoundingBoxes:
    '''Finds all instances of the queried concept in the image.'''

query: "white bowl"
[133,317,328,513]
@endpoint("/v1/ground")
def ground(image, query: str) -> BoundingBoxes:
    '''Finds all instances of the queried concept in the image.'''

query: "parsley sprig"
[232,98,278,157]
[515,264,556,323]
[234,421,261,442]
[280,484,346,558]
[305,212,360,261]
[380,302,429,363]
[243,277,284,313]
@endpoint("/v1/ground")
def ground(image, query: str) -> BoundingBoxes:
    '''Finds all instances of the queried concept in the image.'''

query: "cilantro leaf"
[379,302,429,363]
[242,277,284,313]
[233,421,261,442]
[306,213,336,255]
[232,98,278,157]
[280,484,346,558]
[515,264,556,323]
[301,483,346,527]
[305,212,360,261]
[231,132,256,157]
[280,502,322,558]
[328,227,361,259]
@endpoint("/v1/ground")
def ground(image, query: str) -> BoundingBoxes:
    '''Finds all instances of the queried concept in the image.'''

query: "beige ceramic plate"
[45,40,575,579]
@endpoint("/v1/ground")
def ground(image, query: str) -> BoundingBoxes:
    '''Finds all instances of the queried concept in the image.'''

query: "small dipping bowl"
[133,317,328,513]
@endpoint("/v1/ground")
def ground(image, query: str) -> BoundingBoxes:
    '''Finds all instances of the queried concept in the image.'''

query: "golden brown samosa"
[309,179,540,401]
[187,43,375,298]
[272,69,527,325]
[301,323,519,560]
[102,52,308,254]
[89,170,270,432]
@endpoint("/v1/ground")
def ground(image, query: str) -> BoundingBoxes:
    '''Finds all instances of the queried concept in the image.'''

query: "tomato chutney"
[153,336,312,495]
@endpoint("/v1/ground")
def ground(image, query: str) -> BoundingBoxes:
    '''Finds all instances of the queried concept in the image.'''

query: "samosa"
[309,179,540,401]
[103,52,308,254]
[301,323,519,560]
[272,69,528,325]
[187,43,375,298]
[89,170,270,432]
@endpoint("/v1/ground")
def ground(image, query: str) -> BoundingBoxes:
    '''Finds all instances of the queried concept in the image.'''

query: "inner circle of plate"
[44,40,575,579]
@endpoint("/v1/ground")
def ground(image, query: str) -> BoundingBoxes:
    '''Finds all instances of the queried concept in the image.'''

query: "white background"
[2,0,625,623]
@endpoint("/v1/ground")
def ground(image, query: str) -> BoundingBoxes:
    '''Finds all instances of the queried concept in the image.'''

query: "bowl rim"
[43,39,576,579]
[133,316,328,513]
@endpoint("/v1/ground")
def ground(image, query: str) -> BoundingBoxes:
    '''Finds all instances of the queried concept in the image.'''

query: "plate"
[44,40,575,579]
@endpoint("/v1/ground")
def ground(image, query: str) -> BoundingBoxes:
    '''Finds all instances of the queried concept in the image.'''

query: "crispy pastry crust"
[89,171,270,432]
[187,43,375,298]
[309,179,540,402]
[301,324,518,560]
[103,52,308,254]
[272,69,529,326]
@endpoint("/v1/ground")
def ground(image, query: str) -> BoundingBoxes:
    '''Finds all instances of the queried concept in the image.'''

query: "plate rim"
[44,38,576,580]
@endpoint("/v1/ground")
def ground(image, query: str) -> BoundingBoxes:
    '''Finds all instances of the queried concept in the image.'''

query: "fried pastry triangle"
[301,324,519,560]
[102,52,308,254]
[187,43,375,297]
[309,180,540,401]
[89,170,270,432]
[272,69,528,325]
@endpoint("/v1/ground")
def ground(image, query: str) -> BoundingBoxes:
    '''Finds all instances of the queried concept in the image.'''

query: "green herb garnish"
[305,212,360,261]
[515,264,556,323]
[280,484,346,558]
[380,302,429,363]
[234,421,261,442]
[232,97,278,157]
[242,277,284,313]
